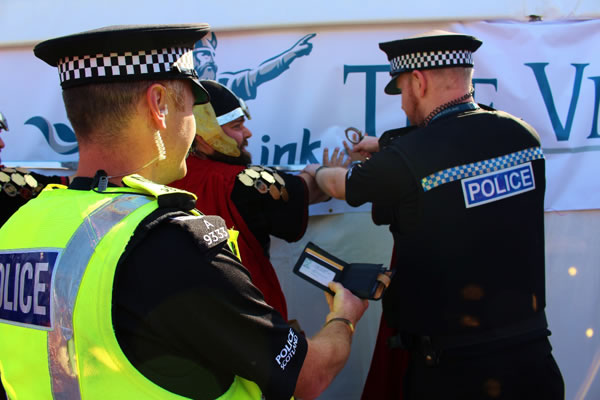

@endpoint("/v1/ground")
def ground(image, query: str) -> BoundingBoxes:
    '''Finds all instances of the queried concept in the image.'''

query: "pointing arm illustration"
[219,33,317,100]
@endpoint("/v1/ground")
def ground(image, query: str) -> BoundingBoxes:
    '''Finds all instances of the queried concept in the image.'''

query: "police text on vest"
[0,251,58,330]
[461,162,535,208]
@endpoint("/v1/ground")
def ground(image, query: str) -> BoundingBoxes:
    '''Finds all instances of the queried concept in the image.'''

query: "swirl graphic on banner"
[25,116,78,155]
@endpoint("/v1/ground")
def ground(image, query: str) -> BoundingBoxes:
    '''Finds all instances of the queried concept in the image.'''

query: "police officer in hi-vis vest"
[315,30,564,399]
[0,24,368,400]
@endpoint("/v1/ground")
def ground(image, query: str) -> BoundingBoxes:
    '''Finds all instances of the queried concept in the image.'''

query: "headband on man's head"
[201,80,251,125]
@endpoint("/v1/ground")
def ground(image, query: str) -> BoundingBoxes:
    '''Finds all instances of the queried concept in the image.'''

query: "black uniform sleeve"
[113,214,307,400]
[345,147,419,207]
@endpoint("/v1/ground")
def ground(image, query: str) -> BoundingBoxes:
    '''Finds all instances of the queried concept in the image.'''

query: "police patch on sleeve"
[462,162,535,208]
[170,214,230,250]
[0,250,59,330]
[421,147,543,192]
[275,328,299,370]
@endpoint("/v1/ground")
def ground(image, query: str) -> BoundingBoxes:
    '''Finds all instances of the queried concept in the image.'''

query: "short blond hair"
[62,79,187,143]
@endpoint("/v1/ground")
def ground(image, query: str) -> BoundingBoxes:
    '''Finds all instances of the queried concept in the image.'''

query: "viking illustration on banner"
[193,32,316,100]
[21,32,317,158]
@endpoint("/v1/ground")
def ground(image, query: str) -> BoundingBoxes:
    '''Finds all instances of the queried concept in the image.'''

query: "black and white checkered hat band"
[57,47,195,84]
[390,50,473,75]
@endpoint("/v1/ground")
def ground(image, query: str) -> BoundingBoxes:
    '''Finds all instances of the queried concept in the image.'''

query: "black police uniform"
[346,105,565,400]
[66,177,307,400]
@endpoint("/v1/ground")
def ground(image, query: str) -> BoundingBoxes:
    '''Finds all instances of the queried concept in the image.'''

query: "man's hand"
[299,163,331,204]
[302,139,359,203]
[342,140,368,163]
[324,281,369,329]
[352,135,379,157]
[322,146,350,168]
[294,281,369,399]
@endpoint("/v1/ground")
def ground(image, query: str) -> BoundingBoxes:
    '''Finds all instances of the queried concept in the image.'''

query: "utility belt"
[388,313,549,366]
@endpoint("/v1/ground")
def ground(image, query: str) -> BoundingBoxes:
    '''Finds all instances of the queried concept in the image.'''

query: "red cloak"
[170,157,288,320]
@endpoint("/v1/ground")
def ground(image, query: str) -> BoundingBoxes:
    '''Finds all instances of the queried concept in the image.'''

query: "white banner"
[1,19,599,212]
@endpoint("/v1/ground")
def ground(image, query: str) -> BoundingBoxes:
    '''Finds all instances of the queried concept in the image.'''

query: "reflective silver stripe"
[47,194,153,399]
[421,147,544,192]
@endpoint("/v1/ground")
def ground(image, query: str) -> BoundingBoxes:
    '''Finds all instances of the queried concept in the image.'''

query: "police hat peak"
[379,30,482,95]
[33,24,212,104]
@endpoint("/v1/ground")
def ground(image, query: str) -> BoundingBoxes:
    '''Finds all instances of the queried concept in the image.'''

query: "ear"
[146,83,169,130]
[411,70,427,98]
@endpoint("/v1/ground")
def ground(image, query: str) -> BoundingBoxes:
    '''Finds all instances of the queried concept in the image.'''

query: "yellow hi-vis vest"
[0,174,260,400]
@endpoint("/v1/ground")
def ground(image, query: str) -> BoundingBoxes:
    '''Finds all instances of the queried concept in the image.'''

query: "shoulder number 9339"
[204,227,228,245]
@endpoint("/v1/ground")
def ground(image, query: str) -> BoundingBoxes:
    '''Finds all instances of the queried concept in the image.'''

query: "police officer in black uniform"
[315,30,564,399]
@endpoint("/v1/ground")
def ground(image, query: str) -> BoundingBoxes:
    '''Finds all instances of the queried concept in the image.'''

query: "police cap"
[33,24,212,104]
[379,30,482,95]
